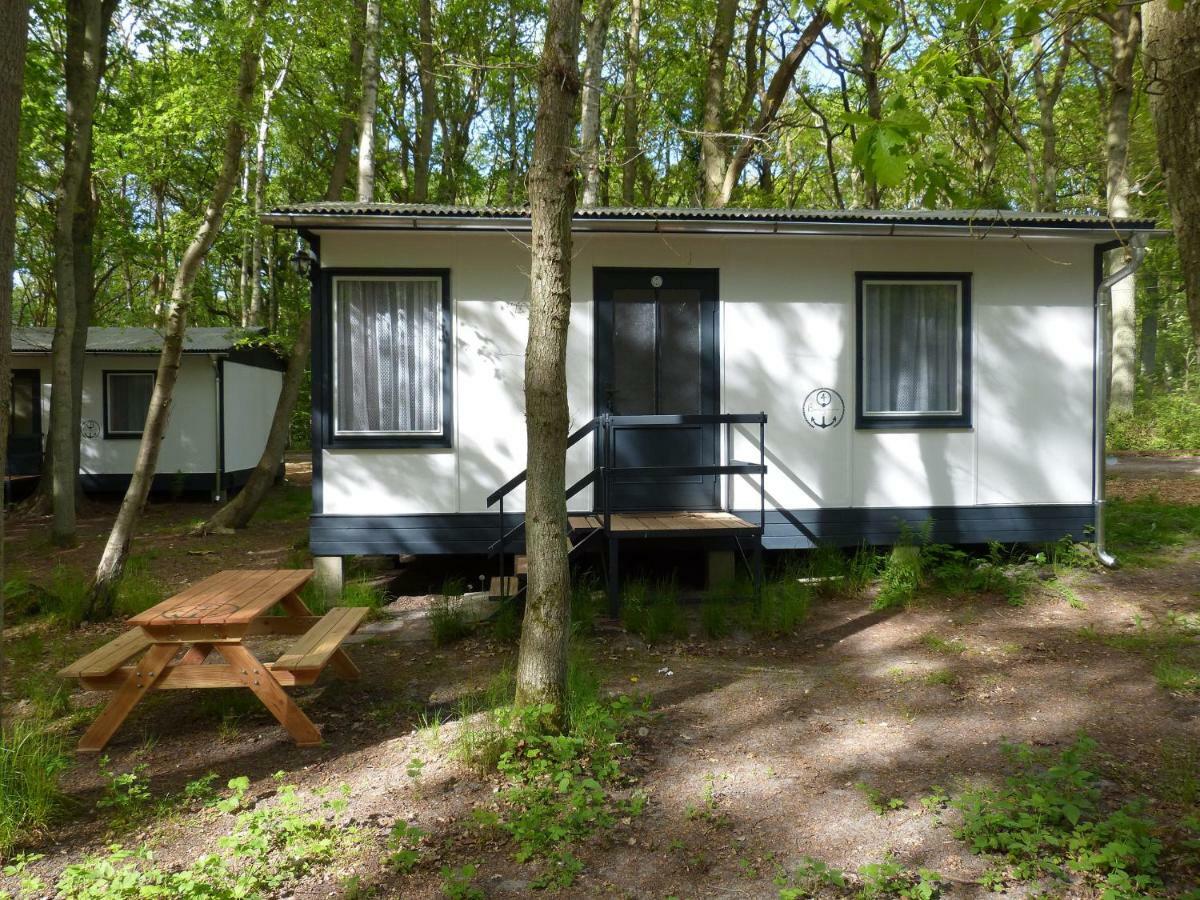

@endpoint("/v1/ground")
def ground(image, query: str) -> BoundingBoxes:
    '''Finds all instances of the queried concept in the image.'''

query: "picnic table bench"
[58,569,367,753]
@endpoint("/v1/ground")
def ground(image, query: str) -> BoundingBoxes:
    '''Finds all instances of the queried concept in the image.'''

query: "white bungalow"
[10,327,284,500]
[263,204,1160,605]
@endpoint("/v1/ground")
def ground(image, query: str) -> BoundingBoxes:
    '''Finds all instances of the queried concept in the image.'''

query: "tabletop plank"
[130,570,313,626]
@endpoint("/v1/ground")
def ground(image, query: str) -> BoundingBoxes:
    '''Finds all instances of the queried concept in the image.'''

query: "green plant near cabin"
[0,718,70,856]
[386,820,427,873]
[430,588,473,647]
[621,578,686,644]
[954,736,1163,897]
[439,863,484,899]
[1107,388,1200,453]
[1105,496,1200,559]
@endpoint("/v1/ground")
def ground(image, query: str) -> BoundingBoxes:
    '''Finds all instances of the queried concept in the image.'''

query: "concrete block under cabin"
[8,327,285,499]
[265,204,1161,606]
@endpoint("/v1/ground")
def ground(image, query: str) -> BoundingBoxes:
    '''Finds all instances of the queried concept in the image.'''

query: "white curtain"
[336,278,442,433]
[864,282,959,414]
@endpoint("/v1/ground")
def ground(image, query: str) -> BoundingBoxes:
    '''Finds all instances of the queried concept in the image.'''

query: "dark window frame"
[102,369,157,439]
[855,271,973,430]
[321,267,453,449]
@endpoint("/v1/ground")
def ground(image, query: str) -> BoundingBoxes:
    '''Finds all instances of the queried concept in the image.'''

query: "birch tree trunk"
[413,0,439,202]
[356,0,381,203]
[579,0,616,206]
[1144,0,1200,361]
[86,5,269,618]
[326,0,366,201]
[249,51,290,328]
[1104,4,1141,415]
[514,0,582,722]
[0,1,30,666]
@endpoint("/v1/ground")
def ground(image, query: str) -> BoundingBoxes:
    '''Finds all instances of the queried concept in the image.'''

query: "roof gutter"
[1093,233,1149,568]
[260,212,1163,242]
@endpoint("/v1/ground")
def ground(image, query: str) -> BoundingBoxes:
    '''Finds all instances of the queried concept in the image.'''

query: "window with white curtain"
[332,275,448,441]
[857,274,970,428]
[104,371,155,437]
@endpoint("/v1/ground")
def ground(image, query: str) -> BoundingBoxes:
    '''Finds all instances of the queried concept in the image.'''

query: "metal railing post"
[497,495,505,593]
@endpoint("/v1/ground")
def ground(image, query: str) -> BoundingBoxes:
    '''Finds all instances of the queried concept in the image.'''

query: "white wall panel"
[223,361,283,472]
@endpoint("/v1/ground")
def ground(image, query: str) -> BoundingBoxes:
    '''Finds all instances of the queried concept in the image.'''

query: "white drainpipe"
[1093,233,1148,567]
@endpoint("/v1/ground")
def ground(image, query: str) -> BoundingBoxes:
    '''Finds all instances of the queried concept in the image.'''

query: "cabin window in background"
[104,371,156,437]
[332,274,450,444]
[856,273,971,429]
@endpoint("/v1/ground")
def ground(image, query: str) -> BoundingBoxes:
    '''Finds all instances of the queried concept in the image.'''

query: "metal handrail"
[487,411,769,601]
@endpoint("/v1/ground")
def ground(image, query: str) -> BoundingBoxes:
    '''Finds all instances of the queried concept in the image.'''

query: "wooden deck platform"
[569,510,757,538]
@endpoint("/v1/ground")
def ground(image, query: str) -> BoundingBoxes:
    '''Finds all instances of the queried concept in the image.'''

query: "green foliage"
[386,820,427,873]
[856,857,945,899]
[439,863,484,899]
[430,589,474,647]
[1153,656,1200,694]
[0,719,69,856]
[856,782,906,815]
[1108,390,1200,453]
[776,855,848,897]
[95,757,154,825]
[53,779,357,898]
[621,578,686,644]
[113,556,165,618]
[1106,498,1200,558]
[955,736,1164,896]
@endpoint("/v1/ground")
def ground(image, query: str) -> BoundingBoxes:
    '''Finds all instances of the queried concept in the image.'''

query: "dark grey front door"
[594,268,719,511]
[8,370,42,476]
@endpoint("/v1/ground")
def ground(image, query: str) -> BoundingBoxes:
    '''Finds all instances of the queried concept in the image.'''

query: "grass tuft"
[621,578,686,644]
[0,718,70,855]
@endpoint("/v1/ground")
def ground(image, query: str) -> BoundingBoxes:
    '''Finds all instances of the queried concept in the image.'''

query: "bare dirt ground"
[2,459,1198,898]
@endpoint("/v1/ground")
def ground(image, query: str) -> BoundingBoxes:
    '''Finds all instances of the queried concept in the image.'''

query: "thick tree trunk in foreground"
[514,0,582,721]
[1143,0,1200,361]
[45,0,113,544]
[0,1,30,681]
[356,0,380,203]
[1105,4,1141,415]
[195,317,310,534]
[86,7,267,619]
[579,0,616,206]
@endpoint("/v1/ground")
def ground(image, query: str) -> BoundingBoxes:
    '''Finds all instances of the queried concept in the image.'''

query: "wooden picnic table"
[58,569,368,753]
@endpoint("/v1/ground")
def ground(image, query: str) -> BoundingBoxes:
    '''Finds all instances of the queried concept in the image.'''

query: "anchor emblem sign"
[802,388,845,430]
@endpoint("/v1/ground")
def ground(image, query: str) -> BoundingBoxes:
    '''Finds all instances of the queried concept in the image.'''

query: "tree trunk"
[1144,1,1200,361]
[413,0,439,202]
[699,0,736,206]
[514,0,582,722]
[195,317,310,534]
[250,51,290,327]
[44,0,114,545]
[1106,4,1141,415]
[0,0,30,661]
[505,16,521,203]
[325,0,366,201]
[356,0,380,203]
[619,0,641,205]
[86,4,268,619]
[580,0,616,206]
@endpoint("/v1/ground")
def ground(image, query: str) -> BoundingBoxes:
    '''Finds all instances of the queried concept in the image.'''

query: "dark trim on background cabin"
[224,345,288,371]
[79,467,259,495]
[308,504,1094,556]
[216,357,226,497]
[101,369,157,439]
[318,266,453,450]
[854,271,973,430]
[303,231,324,516]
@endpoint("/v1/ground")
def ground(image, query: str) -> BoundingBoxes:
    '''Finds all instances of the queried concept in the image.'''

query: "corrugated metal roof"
[264,202,1161,232]
[12,326,266,354]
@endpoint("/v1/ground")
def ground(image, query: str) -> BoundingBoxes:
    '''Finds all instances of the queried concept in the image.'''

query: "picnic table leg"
[278,591,361,681]
[77,644,178,754]
[179,644,213,665]
[215,644,322,747]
